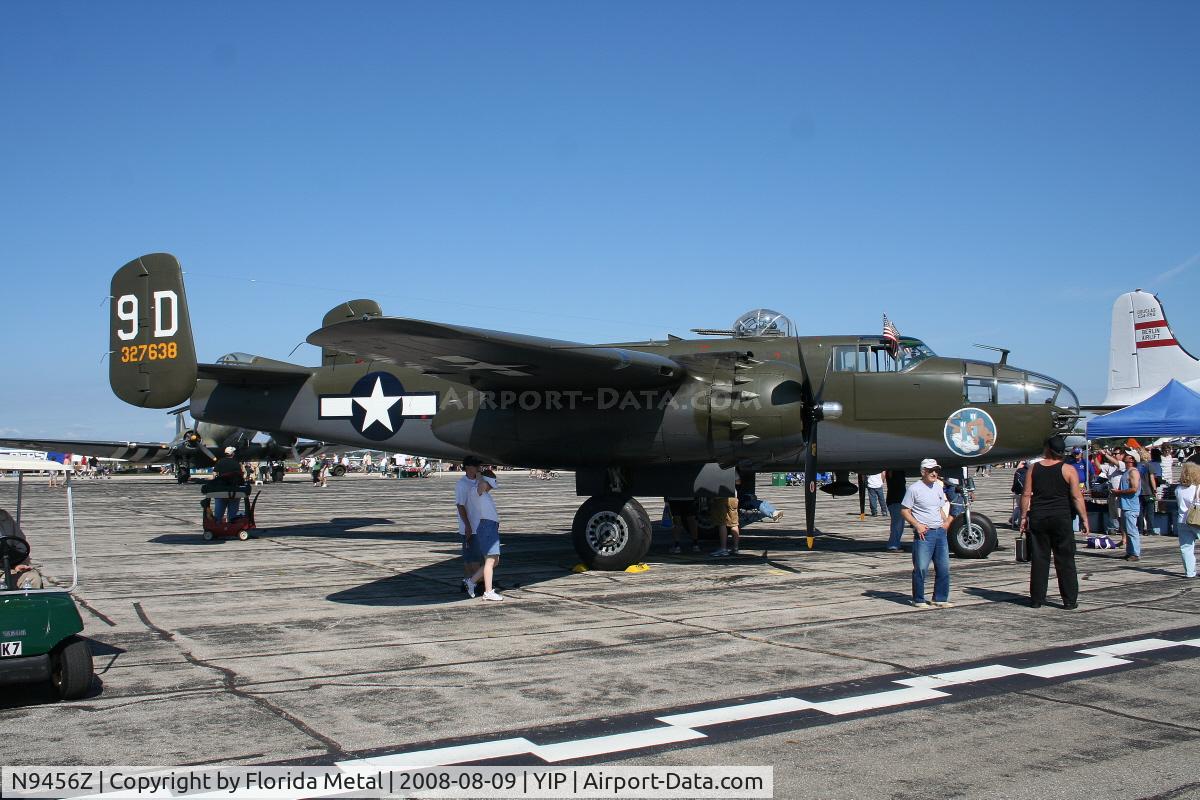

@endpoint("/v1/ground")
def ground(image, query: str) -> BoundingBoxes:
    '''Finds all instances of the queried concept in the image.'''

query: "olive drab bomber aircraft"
[104,253,1080,569]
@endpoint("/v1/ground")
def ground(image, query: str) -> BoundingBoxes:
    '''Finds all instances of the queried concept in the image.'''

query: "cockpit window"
[835,338,936,373]
[1027,383,1058,405]
[733,309,795,338]
[895,338,935,369]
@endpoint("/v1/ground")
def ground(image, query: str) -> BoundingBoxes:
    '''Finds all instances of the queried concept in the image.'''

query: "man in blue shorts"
[900,458,953,609]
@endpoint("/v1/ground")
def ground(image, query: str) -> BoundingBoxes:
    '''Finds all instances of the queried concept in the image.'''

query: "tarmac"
[2,468,1199,799]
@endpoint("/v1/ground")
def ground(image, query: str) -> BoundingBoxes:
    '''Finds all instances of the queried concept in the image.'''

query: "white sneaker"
[710,548,730,557]
[464,578,477,598]
[932,601,955,608]
[770,510,784,522]
[668,545,682,555]
[482,590,504,602]
[911,600,933,608]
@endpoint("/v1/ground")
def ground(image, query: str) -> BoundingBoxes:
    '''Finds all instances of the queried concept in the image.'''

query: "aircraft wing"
[307,318,683,390]
[0,437,172,463]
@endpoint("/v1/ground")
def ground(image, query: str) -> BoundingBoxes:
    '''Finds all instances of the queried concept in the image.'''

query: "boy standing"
[464,465,504,601]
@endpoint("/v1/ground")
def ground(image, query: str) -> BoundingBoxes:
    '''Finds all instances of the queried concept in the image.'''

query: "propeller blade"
[804,437,818,538]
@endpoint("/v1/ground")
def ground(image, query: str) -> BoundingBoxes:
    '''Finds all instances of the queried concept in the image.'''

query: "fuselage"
[189,334,1078,473]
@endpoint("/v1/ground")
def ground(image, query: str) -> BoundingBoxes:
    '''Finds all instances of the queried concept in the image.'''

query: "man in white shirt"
[455,458,483,593]
[900,458,953,609]
[866,472,887,517]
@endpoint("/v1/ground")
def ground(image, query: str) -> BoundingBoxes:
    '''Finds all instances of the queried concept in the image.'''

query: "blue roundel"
[943,407,997,458]
[350,372,407,441]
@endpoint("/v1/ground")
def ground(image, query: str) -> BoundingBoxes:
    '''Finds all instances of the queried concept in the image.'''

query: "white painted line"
[338,737,537,768]
[329,634,1200,769]
[808,686,949,716]
[1020,655,1130,678]
[895,664,1024,688]
[657,697,814,728]
[1077,638,1180,657]
[533,726,706,763]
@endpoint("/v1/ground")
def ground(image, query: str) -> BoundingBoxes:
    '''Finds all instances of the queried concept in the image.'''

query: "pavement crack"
[1016,688,1200,735]
[132,601,350,760]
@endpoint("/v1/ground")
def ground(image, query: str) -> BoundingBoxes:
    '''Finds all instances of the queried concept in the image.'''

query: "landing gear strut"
[175,465,190,484]
[571,495,652,571]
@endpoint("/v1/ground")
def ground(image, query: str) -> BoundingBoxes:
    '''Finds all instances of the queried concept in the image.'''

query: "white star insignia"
[354,377,401,432]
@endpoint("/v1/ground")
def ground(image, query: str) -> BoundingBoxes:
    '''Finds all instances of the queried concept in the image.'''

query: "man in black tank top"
[1020,436,1090,609]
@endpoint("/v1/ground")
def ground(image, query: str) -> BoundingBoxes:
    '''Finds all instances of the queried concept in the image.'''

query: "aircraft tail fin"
[320,299,382,368]
[109,254,199,408]
[1103,289,1200,406]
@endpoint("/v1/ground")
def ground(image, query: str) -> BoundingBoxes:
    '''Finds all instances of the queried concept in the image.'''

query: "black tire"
[572,495,652,570]
[331,464,347,477]
[948,512,998,558]
[271,467,286,483]
[51,636,93,701]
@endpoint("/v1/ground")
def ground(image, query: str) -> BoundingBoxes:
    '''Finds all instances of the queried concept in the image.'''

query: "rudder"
[109,253,198,408]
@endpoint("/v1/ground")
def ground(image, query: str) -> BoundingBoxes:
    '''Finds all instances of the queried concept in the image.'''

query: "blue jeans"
[1123,509,1141,556]
[887,504,906,549]
[1179,524,1197,577]
[213,496,240,522]
[868,488,886,516]
[912,527,950,602]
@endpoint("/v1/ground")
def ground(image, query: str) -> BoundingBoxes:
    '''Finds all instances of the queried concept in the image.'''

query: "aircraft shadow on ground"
[147,517,440,545]
[325,531,581,607]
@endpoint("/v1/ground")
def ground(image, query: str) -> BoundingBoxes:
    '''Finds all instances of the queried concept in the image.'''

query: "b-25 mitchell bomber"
[103,253,1080,569]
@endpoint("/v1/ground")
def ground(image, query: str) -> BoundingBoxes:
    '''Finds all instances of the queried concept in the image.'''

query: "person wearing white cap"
[900,459,953,608]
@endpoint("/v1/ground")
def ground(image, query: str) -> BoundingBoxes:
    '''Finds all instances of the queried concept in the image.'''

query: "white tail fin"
[1103,290,1200,406]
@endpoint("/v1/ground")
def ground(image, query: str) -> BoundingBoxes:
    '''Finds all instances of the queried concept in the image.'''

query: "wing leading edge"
[307,318,684,390]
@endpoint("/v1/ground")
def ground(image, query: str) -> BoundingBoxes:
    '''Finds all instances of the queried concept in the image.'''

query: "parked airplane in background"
[1101,290,1200,408]
[0,403,329,483]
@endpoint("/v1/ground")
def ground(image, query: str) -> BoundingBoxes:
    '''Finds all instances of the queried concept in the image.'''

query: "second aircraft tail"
[1103,289,1200,407]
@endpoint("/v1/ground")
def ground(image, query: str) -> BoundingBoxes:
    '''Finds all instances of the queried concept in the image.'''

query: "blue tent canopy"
[1086,380,1200,439]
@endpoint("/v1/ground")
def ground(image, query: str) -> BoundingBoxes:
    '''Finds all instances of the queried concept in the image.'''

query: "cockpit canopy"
[733,309,795,338]
[215,352,259,366]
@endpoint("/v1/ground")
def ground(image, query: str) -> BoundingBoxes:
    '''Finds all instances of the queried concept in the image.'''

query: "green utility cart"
[0,456,94,700]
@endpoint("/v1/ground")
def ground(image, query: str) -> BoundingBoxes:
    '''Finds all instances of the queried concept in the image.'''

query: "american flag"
[882,314,900,352]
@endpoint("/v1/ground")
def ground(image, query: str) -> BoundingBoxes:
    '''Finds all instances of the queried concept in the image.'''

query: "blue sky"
[2,1,1198,441]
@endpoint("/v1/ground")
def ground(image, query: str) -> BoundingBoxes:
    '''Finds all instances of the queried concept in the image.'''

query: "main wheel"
[237,530,250,541]
[175,467,190,484]
[271,467,286,483]
[51,636,93,700]
[571,495,653,571]
[948,512,998,558]
[202,529,214,541]
[331,464,347,477]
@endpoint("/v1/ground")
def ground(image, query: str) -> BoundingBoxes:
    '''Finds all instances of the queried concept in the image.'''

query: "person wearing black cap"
[203,446,246,522]
[1020,435,1088,609]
